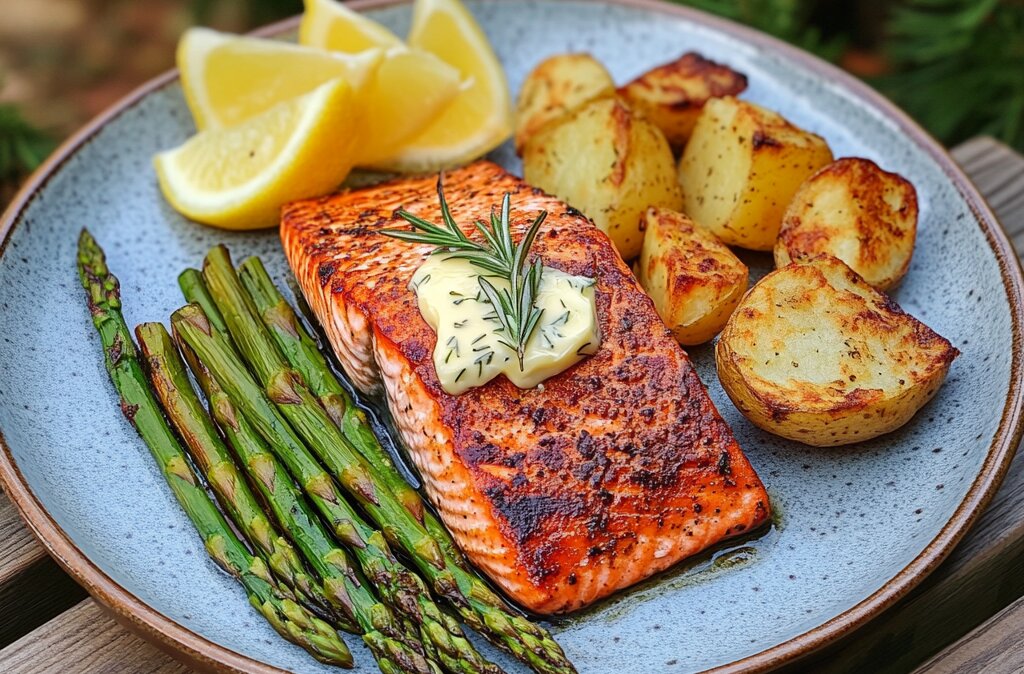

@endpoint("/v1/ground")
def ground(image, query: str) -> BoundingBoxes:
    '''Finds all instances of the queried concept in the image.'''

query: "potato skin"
[523,97,683,260]
[514,53,616,155]
[618,52,748,150]
[716,255,958,447]
[678,97,833,251]
[637,207,748,345]
[774,157,918,290]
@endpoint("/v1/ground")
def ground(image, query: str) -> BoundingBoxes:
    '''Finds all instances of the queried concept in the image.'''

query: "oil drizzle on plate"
[554,508,781,628]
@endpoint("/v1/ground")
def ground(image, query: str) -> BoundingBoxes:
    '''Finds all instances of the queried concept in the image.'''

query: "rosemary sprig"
[381,177,548,370]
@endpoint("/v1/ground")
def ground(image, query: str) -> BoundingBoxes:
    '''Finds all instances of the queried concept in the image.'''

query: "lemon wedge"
[178,27,382,131]
[375,0,512,172]
[176,26,460,168]
[358,48,462,165]
[154,79,357,230]
[300,0,402,52]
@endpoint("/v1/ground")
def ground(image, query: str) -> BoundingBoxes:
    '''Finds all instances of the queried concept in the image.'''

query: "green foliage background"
[883,0,1024,150]
[1,0,1022,191]
[681,0,1024,151]
[0,104,57,190]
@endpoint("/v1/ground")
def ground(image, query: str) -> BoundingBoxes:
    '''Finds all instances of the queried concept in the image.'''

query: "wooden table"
[0,137,1021,673]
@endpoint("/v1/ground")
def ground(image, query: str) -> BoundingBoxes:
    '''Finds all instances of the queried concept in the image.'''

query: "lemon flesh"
[300,0,402,52]
[178,25,460,169]
[376,0,512,172]
[358,48,462,166]
[154,79,357,230]
[179,27,382,131]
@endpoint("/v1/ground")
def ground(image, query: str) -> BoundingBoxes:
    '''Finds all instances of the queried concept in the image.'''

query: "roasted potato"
[678,97,833,251]
[514,53,616,154]
[716,255,958,447]
[637,207,748,345]
[774,157,918,290]
[618,52,748,150]
[523,97,683,260]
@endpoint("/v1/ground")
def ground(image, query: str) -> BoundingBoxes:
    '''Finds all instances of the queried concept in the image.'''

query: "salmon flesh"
[281,161,770,614]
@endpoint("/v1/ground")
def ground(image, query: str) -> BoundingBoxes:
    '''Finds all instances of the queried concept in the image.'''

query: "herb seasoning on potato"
[514,53,616,154]
[678,96,834,251]
[618,52,748,150]
[637,207,748,345]
[774,157,918,290]
[716,255,958,447]
[523,97,683,260]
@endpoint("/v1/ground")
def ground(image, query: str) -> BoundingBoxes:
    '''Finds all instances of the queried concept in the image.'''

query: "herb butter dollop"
[412,255,600,394]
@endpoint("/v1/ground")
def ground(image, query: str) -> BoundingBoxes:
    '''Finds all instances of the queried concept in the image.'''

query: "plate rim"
[0,0,1021,672]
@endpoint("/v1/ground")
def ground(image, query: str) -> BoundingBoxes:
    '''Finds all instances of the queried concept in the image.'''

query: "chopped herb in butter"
[412,255,599,394]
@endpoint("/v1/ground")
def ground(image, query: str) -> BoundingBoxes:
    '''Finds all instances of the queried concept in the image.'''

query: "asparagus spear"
[173,300,503,674]
[200,246,574,674]
[75,230,352,667]
[236,256,464,567]
[235,270,512,671]
[180,268,222,330]
[136,321,337,626]
[158,331,437,674]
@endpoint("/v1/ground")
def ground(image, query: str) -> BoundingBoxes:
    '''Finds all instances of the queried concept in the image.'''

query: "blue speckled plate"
[1,1,1022,672]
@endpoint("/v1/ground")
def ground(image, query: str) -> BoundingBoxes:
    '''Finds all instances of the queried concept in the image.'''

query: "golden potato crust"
[716,255,958,447]
[678,96,833,251]
[523,97,683,260]
[514,53,615,155]
[637,207,748,345]
[618,52,748,150]
[774,157,919,290]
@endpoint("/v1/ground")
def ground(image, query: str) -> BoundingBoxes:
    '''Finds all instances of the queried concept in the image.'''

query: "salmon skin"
[281,161,770,614]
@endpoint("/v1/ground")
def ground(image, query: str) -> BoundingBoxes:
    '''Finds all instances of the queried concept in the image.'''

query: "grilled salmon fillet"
[281,161,770,614]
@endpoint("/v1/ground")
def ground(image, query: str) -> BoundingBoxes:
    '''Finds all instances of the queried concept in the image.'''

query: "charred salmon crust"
[281,161,771,614]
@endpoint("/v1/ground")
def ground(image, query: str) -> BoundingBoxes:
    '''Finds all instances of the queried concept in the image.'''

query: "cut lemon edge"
[177,26,382,131]
[154,79,358,230]
[299,0,403,52]
[373,0,512,172]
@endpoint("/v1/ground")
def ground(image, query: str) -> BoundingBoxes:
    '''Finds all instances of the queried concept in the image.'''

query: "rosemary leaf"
[381,177,549,370]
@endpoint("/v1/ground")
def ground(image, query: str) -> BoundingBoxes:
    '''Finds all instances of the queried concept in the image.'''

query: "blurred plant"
[0,103,56,187]
[674,0,848,61]
[677,0,1024,152]
[881,0,1024,151]
[191,0,303,26]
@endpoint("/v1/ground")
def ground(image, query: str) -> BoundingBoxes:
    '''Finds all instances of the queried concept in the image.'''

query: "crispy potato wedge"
[637,207,748,345]
[678,97,833,251]
[523,97,683,260]
[775,157,918,290]
[716,255,958,447]
[618,52,748,150]
[514,53,616,155]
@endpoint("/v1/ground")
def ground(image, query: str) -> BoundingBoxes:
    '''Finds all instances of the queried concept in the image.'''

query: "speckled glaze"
[0,1,1021,673]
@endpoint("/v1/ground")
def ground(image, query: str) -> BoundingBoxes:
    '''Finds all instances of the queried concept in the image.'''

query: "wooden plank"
[786,137,1024,673]
[0,492,45,589]
[953,138,1024,236]
[0,493,87,647]
[914,595,1024,673]
[0,599,191,674]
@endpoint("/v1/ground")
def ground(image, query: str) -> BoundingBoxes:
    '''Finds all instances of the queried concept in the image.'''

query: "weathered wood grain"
[951,138,1024,243]
[0,136,1020,673]
[0,493,87,647]
[914,595,1024,673]
[0,599,191,674]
